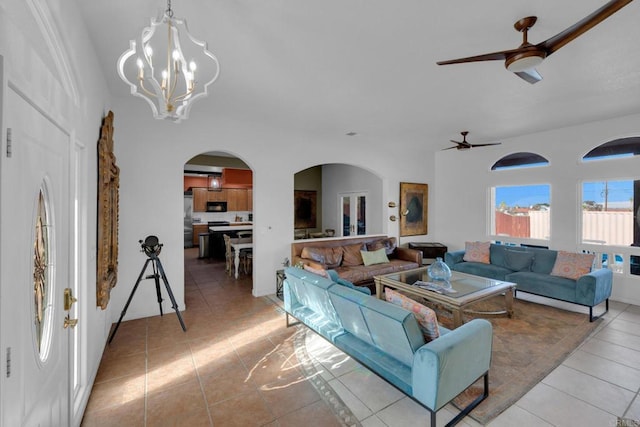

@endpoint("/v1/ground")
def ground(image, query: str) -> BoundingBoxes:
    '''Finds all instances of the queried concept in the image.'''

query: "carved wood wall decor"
[97,111,120,309]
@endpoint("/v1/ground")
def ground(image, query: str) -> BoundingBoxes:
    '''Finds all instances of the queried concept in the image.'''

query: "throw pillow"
[342,243,365,266]
[366,238,397,255]
[504,249,535,271]
[550,250,595,280]
[463,241,491,264]
[384,288,439,342]
[303,264,328,278]
[361,248,389,266]
[300,246,343,268]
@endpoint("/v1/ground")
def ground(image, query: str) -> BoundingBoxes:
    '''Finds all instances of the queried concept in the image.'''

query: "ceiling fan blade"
[437,48,523,65]
[450,140,462,144]
[514,68,543,84]
[469,143,502,148]
[442,146,459,151]
[539,0,633,56]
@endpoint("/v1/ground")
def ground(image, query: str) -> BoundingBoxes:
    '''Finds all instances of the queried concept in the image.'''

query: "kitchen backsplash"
[192,211,252,223]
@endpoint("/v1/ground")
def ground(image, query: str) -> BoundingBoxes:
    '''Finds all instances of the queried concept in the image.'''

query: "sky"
[495,180,634,208]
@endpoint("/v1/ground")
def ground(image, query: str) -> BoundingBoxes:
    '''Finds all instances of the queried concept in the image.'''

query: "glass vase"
[428,257,452,283]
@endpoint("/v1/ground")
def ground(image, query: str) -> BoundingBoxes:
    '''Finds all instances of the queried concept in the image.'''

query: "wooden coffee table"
[375,267,516,328]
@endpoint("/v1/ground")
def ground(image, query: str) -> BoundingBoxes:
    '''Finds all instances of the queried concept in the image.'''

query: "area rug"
[435,296,602,425]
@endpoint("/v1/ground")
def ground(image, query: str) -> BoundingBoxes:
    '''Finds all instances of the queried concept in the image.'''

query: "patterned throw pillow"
[384,288,440,342]
[550,251,595,280]
[463,241,491,264]
[303,264,328,278]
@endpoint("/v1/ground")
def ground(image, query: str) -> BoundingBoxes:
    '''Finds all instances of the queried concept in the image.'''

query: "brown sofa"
[291,235,422,286]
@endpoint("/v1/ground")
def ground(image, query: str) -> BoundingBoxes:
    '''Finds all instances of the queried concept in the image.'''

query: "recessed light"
[346,132,358,136]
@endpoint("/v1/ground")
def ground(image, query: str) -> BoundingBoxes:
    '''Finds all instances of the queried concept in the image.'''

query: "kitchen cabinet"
[192,223,209,246]
[247,189,253,211]
[207,189,227,202]
[227,188,248,211]
[193,188,208,212]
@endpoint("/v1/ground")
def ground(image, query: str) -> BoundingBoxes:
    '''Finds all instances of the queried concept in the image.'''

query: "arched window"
[491,152,549,170]
[583,137,640,161]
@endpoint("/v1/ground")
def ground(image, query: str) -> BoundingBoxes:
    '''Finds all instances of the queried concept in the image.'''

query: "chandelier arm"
[172,87,195,102]
[138,80,159,99]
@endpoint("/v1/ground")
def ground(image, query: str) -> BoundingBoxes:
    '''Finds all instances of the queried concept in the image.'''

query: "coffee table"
[374,267,516,328]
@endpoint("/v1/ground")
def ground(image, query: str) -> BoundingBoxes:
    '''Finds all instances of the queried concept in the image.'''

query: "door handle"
[64,288,77,311]
[64,314,78,329]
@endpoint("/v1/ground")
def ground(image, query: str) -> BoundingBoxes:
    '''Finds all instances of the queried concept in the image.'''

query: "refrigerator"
[184,194,193,248]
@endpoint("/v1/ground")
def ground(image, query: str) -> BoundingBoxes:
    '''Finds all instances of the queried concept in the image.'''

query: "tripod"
[108,253,187,344]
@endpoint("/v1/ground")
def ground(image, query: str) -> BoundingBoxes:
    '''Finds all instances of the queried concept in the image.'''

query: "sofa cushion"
[452,261,514,281]
[504,249,535,271]
[506,271,578,302]
[550,251,595,280]
[301,246,343,268]
[463,241,490,264]
[361,248,390,266]
[366,237,397,255]
[342,243,366,266]
[326,270,371,295]
[384,288,440,342]
[303,264,328,277]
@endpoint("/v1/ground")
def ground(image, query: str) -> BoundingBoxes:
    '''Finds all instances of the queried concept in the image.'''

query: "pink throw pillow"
[550,251,594,280]
[303,264,328,278]
[463,241,491,264]
[384,288,440,342]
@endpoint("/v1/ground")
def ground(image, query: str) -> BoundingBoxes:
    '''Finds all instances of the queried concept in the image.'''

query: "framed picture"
[97,111,120,309]
[399,182,428,236]
[294,190,317,229]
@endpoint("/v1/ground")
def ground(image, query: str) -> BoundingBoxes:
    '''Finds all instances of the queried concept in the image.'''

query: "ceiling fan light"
[505,51,545,72]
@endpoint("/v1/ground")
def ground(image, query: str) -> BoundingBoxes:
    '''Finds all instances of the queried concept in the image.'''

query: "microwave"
[206,201,227,212]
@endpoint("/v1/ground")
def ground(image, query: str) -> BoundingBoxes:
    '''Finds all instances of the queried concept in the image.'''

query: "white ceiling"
[77,0,640,150]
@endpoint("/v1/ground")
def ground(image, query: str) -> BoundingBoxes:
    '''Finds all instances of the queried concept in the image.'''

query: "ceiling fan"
[444,131,501,150]
[436,0,633,84]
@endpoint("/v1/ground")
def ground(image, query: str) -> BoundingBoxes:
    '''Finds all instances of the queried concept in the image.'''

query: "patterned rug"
[435,296,602,424]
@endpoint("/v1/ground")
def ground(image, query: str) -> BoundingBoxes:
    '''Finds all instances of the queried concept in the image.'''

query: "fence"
[495,210,633,246]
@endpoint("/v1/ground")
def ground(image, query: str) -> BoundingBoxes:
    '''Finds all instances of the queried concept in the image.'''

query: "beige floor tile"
[625,396,640,421]
[200,364,255,405]
[543,365,635,416]
[580,337,640,370]
[84,375,145,414]
[146,379,208,425]
[94,351,146,384]
[80,400,145,427]
[275,400,343,427]
[259,377,321,418]
[486,405,552,427]
[563,349,640,391]
[337,367,404,413]
[208,391,275,426]
[517,382,618,426]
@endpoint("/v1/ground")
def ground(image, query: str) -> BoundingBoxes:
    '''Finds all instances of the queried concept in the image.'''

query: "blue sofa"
[283,267,493,427]
[445,243,612,321]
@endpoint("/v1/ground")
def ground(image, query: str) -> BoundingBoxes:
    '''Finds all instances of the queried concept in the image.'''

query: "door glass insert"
[340,193,367,236]
[34,188,53,359]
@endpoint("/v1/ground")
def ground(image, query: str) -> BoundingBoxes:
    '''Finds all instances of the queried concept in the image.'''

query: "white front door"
[0,86,73,425]
[339,192,368,236]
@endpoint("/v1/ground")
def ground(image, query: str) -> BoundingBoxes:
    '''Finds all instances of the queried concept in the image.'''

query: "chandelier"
[117,0,220,122]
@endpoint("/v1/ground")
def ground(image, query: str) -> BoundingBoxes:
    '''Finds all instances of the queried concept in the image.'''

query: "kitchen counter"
[209,224,253,232]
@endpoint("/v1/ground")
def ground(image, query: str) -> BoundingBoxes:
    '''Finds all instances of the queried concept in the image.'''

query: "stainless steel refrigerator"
[184,194,193,248]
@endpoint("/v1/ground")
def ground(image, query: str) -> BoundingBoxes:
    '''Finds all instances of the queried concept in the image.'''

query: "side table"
[408,242,448,265]
[276,269,285,300]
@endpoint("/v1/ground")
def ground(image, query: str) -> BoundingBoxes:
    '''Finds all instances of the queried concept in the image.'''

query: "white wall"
[111,98,437,320]
[0,0,111,423]
[433,113,640,305]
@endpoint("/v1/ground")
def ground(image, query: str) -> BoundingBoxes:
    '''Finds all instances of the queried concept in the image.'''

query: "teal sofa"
[283,267,493,427]
[445,243,612,321]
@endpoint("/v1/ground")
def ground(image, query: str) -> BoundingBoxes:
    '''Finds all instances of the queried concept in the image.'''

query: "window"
[581,180,634,246]
[583,137,640,161]
[491,152,549,170]
[492,184,550,240]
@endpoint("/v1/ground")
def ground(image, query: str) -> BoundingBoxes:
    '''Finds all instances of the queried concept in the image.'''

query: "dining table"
[230,237,253,279]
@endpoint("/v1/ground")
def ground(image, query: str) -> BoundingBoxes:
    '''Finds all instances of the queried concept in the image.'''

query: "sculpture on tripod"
[108,236,186,344]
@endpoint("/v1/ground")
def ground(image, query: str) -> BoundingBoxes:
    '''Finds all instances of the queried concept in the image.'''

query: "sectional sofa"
[283,266,493,427]
[445,243,612,321]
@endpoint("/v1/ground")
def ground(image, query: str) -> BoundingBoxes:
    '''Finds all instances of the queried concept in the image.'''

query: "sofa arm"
[445,250,465,268]
[291,256,326,270]
[395,247,422,264]
[411,319,492,411]
[576,268,613,306]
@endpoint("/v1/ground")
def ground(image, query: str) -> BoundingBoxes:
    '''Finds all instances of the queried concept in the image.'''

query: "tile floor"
[82,249,640,426]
